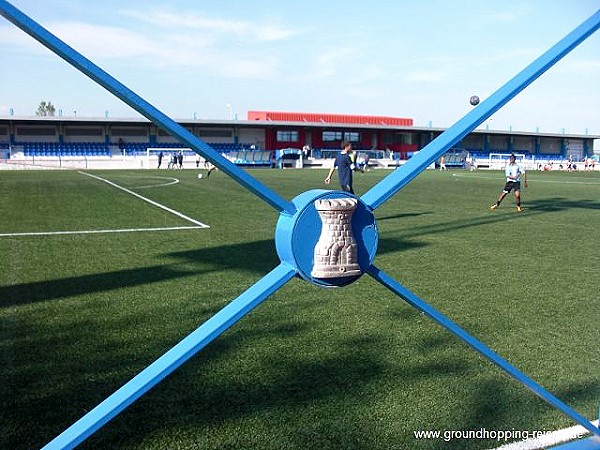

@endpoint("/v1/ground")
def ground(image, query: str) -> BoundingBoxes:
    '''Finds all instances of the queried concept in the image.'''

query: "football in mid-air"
[469,95,480,106]
[197,173,203,179]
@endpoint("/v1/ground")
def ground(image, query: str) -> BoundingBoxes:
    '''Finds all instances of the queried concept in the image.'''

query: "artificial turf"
[1,167,598,449]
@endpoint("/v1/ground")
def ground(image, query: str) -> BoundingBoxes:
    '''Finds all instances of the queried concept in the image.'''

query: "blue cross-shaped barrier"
[1,2,599,448]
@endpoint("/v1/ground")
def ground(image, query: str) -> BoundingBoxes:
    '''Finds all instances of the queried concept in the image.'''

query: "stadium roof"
[0,115,598,141]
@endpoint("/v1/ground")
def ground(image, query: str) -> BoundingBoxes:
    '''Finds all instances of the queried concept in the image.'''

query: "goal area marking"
[80,171,209,228]
[0,172,209,238]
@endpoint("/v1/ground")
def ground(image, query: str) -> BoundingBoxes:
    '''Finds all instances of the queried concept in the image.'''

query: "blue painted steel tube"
[41,263,297,450]
[366,265,600,439]
[0,0,295,215]
[361,9,600,211]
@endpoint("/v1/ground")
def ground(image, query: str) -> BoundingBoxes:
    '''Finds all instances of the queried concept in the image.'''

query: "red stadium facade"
[248,110,418,155]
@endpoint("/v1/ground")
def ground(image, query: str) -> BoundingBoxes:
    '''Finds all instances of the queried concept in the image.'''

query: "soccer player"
[205,161,217,178]
[490,153,527,212]
[324,141,355,194]
[167,151,177,169]
[177,150,183,169]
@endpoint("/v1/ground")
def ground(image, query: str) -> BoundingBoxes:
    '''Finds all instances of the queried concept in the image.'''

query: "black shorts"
[503,181,520,193]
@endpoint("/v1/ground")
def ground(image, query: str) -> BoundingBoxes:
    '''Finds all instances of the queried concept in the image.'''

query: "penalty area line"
[79,171,209,228]
[0,226,205,238]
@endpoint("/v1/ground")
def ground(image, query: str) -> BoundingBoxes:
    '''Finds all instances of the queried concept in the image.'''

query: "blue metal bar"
[366,265,600,439]
[361,9,600,211]
[42,263,297,450]
[0,0,296,215]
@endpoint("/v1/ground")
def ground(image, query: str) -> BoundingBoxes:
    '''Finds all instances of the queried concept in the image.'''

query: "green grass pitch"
[1,168,599,449]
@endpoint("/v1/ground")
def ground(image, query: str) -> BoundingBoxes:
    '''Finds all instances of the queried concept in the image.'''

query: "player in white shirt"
[490,154,527,212]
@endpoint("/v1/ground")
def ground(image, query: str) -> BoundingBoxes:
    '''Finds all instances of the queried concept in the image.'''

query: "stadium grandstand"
[0,111,598,171]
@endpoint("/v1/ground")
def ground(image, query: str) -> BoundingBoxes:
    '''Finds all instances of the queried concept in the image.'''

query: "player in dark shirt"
[324,141,355,194]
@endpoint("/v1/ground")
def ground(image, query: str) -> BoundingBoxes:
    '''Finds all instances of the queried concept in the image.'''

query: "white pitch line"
[0,226,205,238]
[79,171,209,228]
[104,175,180,189]
[135,177,180,189]
[491,419,600,450]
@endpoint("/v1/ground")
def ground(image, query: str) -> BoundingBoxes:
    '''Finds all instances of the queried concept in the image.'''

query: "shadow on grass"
[1,265,194,308]
[4,197,599,448]
[525,197,600,211]
[8,195,597,308]
[0,239,280,308]
[387,205,540,241]
[378,197,600,243]
[0,232,429,308]
[5,284,596,450]
[69,327,472,450]
[376,211,434,221]
[82,326,599,450]
[438,376,600,450]
[4,189,600,306]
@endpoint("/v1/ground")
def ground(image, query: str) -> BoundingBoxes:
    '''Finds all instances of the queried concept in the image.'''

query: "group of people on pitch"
[325,144,527,212]
[198,143,527,212]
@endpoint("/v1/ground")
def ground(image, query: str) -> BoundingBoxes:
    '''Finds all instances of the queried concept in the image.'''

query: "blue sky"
[1,0,599,138]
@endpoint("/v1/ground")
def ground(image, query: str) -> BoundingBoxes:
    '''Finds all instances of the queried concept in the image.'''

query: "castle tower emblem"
[311,198,362,278]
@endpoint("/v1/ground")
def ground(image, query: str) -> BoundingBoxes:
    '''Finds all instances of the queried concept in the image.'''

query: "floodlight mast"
[0,0,296,216]
[361,9,600,211]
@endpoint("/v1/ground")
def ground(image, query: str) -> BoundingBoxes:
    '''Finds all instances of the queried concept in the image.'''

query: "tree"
[36,101,56,117]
